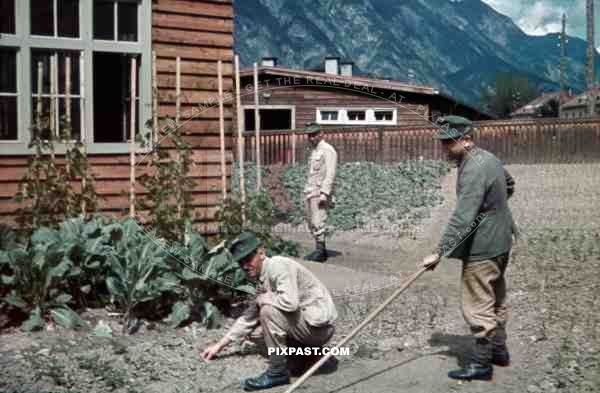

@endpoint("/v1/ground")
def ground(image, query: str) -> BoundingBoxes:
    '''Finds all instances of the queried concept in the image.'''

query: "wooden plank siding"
[239,78,433,128]
[0,0,235,234]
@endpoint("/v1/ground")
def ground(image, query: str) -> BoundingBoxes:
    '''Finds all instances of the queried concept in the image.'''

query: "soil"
[1,163,599,393]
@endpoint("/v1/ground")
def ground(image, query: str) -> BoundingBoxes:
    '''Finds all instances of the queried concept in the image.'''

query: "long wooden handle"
[283,266,430,393]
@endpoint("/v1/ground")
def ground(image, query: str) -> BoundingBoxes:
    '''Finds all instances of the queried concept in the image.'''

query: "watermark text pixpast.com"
[267,347,350,357]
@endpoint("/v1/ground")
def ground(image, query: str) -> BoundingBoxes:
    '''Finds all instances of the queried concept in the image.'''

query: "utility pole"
[587,0,595,116]
[559,13,567,118]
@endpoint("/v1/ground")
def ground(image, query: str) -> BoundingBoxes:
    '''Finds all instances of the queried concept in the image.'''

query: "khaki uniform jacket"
[304,140,338,199]
[437,148,515,262]
[225,256,338,342]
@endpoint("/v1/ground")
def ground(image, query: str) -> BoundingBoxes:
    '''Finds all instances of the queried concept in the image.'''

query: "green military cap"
[229,232,262,264]
[433,115,474,140]
[303,122,321,135]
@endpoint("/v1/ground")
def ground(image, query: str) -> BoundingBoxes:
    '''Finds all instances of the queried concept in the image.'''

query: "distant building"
[510,92,572,119]
[560,87,600,119]
[239,58,493,132]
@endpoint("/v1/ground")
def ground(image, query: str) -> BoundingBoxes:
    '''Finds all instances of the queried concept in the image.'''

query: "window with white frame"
[374,109,394,122]
[320,110,338,122]
[31,50,82,140]
[94,0,138,42]
[316,108,397,125]
[347,110,366,122]
[0,0,151,154]
[31,0,79,38]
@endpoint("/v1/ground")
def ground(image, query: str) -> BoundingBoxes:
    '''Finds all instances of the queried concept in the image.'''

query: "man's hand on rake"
[419,253,441,271]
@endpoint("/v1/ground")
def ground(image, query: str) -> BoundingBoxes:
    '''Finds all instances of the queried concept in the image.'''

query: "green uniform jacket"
[437,148,515,262]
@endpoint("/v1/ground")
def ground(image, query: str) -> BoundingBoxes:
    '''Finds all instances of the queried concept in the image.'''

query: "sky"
[481,0,593,43]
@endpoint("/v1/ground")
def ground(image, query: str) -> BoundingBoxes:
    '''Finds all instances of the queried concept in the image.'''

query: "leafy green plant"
[0,227,87,331]
[15,117,99,231]
[103,219,180,333]
[215,190,300,257]
[166,234,251,327]
[137,119,196,243]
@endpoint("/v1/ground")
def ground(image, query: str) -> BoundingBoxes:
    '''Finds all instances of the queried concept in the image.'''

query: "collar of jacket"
[258,257,273,284]
[459,146,480,168]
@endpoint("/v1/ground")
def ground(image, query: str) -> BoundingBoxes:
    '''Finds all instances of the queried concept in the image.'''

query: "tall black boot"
[303,240,327,262]
[448,337,493,381]
[492,327,510,367]
[242,354,290,391]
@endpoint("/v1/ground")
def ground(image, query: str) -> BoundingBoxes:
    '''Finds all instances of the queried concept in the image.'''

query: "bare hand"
[256,293,271,307]
[318,194,329,208]
[419,253,441,271]
[201,344,221,361]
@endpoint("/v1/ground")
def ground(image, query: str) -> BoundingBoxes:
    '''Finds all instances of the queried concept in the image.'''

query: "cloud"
[481,0,591,42]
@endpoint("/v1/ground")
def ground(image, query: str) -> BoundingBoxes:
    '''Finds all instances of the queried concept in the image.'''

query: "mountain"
[233,0,600,111]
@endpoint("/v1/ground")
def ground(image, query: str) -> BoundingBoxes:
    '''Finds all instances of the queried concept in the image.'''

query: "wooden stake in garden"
[218,60,227,200]
[65,55,72,176]
[36,61,43,134]
[152,50,158,157]
[176,56,183,221]
[129,56,137,218]
[253,62,261,191]
[80,53,87,218]
[235,54,246,222]
[49,54,57,160]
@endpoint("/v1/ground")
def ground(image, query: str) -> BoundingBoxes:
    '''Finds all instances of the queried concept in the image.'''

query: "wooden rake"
[283,266,431,393]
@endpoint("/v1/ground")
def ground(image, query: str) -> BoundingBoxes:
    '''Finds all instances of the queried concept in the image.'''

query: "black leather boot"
[303,241,327,262]
[448,337,493,381]
[492,328,510,367]
[242,366,290,391]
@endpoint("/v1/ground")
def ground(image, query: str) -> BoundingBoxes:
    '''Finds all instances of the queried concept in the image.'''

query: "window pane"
[321,111,338,121]
[57,0,79,37]
[375,111,393,121]
[31,50,80,96]
[348,110,365,121]
[58,98,81,140]
[94,1,114,40]
[0,97,17,140]
[0,0,15,34]
[0,49,17,93]
[57,52,80,95]
[31,0,54,36]
[93,52,140,143]
[118,1,138,42]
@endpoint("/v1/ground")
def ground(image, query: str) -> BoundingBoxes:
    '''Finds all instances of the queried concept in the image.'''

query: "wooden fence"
[230,118,600,165]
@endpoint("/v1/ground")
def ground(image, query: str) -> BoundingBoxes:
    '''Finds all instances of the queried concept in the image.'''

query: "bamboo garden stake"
[80,53,87,218]
[176,57,183,221]
[129,57,137,218]
[218,60,227,199]
[235,54,246,222]
[253,63,261,191]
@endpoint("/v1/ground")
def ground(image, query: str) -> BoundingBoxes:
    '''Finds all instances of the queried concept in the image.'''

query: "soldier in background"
[303,123,338,263]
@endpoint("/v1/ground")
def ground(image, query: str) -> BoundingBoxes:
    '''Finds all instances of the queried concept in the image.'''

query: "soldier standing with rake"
[420,116,516,381]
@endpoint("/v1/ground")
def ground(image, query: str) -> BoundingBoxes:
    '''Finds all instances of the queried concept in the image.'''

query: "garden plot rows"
[1,163,599,393]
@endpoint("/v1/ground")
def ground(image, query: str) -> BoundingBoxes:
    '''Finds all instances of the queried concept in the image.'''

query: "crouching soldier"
[201,232,338,391]
[420,116,516,381]
[303,123,338,262]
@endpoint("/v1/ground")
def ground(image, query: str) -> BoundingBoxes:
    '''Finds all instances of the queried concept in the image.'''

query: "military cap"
[229,232,262,264]
[304,122,322,135]
[433,115,474,140]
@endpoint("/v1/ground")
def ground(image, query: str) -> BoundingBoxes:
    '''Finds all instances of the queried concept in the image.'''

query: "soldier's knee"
[259,304,281,322]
